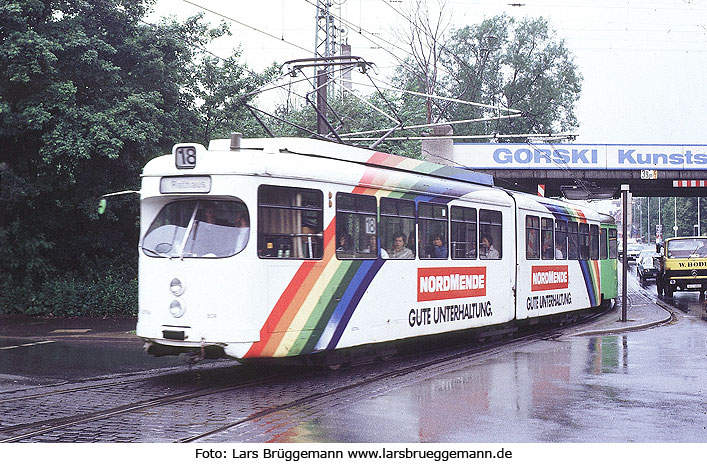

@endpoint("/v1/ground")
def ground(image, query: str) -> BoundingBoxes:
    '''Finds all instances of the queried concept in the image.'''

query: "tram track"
[0,306,613,443]
[0,357,249,403]
[0,371,291,443]
[178,308,613,442]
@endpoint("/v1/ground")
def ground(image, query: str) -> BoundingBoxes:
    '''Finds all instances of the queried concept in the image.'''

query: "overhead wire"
[172,0,585,163]
[300,0,419,75]
[181,0,312,54]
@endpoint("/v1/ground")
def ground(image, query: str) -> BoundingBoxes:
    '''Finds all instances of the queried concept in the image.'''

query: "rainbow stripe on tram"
[244,152,475,358]
[541,202,601,307]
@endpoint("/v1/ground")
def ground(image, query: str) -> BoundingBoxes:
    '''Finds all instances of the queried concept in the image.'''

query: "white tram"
[136,136,616,361]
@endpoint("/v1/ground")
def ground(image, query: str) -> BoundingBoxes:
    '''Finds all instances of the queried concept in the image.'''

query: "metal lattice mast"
[314,0,339,60]
[313,0,340,135]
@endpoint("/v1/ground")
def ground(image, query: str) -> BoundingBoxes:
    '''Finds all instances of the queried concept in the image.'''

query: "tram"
[136,135,618,362]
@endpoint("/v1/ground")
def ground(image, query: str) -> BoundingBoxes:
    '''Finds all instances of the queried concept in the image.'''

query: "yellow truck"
[656,236,707,298]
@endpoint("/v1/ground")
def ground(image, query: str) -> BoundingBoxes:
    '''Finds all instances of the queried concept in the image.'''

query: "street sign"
[641,169,658,179]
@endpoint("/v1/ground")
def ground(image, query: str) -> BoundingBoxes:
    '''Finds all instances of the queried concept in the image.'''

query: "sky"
[150,0,707,145]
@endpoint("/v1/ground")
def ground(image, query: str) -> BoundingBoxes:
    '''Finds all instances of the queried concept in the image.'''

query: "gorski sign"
[453,143,707,170]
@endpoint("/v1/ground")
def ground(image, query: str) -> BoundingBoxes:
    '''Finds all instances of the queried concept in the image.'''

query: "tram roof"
[208,137,494,187]
[508,189,614,224]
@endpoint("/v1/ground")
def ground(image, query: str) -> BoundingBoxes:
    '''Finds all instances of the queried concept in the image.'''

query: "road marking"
[49,329,92,333]
[0,340,56,350]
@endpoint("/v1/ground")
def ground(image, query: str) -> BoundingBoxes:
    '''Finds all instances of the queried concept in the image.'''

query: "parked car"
[636,249,659,283]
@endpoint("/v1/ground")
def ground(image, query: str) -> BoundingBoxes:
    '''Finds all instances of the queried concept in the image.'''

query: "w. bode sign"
[417,267,486,302]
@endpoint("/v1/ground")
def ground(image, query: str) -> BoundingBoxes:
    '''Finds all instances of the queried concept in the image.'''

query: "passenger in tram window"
[203,204,218,224]
[336,233,352,252]
[480,235,500,259]
[407,230,417,252]
[388,233,414,259]
[526,230,539,259]
[555,245,564,259]
[429,234,448,259]
[233,211,249,228]
[418,233,428,258]
[199,202,229,226]
[542,232,554,259]
[568,237,578,260]
[363,234,388,258]
[233,211,250,253]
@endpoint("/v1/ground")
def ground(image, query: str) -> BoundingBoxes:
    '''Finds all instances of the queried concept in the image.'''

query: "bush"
[1,270,137,318]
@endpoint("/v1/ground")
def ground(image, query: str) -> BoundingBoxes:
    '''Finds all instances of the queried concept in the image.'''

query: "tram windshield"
[141,199,249,258]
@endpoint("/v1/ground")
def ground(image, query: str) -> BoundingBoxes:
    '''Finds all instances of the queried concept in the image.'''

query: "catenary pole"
[622,184,629,322]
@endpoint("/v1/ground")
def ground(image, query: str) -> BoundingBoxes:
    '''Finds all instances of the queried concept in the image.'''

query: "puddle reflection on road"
[266,320,706,443]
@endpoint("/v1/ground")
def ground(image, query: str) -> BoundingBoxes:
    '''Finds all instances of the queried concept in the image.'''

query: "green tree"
[393,14,582,139]
[265,88,423,159]
[0,0,266,315]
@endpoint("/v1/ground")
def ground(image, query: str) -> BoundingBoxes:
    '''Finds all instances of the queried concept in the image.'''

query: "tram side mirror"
[656,242,663,254]
[97,190,140,215]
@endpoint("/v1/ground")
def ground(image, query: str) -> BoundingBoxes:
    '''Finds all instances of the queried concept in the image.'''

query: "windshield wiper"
[140,246,175,259]
[178,204,200,260]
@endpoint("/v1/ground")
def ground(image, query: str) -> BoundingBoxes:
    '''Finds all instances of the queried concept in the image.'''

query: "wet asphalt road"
[293,316,705,442]
[0,267,705,442]
[0,318,233,391]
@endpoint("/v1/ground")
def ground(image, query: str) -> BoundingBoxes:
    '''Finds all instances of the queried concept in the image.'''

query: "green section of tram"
[600,222,619,301]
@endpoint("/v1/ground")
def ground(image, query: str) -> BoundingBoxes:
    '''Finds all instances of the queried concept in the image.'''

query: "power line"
[301,0,413,62]
[181,0,311,54]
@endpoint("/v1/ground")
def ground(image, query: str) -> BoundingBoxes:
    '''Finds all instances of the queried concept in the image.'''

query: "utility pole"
[314,0,339,62]
[314,0,344,136]
[647,197,650,243]
[621,184,629,322]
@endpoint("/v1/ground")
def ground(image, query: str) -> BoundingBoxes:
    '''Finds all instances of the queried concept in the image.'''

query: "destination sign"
[160,176,212,194]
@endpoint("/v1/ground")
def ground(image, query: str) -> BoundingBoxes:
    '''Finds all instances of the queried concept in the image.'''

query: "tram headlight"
[169,299,185,318]
[169,277,185,296]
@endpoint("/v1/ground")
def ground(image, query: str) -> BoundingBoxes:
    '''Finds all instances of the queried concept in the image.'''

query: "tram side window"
[526,215,540,260]
[336,193,379,259]
[608,228,618,259]
[590,225,600,260]
[568,221,579,260]
[479,209,502,259]
[258,185,323,259]
[541,217,555,260]
[418,202,448,259]
[579,223,590,260]
[555,220,568,260]
[380,197,415,259]
[451,206,477,259]
[600,228,608,260]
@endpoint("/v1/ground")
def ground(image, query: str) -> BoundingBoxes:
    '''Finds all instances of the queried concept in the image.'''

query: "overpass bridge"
[423,141,707,198]
[419,140,707,323]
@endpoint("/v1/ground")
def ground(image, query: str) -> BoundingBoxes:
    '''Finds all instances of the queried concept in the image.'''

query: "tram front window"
[142,199,249,258]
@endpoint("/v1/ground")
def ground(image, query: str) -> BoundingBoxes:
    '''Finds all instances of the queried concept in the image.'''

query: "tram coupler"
[186,344,226,364]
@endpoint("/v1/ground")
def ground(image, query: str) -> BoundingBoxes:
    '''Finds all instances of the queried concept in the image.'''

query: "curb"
[573,300,675,337]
